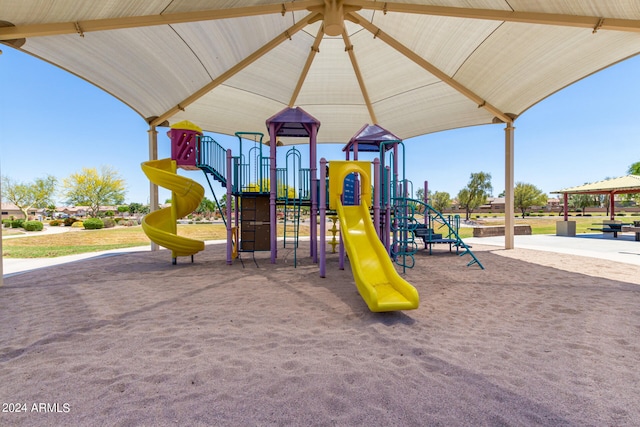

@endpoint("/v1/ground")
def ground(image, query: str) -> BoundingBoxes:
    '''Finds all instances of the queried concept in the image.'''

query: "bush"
[64,217,77,226]
[23,221,44,231]
[49,220,61,226]
[121,220,137,227]
[2,219,11,228]
[11,219,25,228]
[83,218,104,229]
[102,218,116,228]
[71,221,84,228]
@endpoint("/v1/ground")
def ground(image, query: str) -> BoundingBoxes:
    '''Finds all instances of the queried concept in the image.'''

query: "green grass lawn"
[1,223,310,258]
[2,215,638,258]
[1,224,226,258]
[427,214,640,239]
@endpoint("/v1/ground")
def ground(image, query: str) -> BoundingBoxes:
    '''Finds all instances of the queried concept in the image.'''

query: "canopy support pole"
[148,125,159,251]
[505,122,515,249]
[564,193,569,221]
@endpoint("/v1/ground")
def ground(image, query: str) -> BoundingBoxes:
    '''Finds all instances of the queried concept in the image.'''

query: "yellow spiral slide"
[141,158,205,262]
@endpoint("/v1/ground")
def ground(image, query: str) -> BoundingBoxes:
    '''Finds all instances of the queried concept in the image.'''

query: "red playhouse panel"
[169,121,202,170]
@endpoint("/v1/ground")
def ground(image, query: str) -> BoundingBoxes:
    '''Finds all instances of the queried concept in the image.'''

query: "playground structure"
[141,121,207,265]
[326,160,419,312]
[141,108,483,311]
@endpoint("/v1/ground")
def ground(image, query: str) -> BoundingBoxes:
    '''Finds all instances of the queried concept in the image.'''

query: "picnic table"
[589,222,632,238]
[622,225,640,241]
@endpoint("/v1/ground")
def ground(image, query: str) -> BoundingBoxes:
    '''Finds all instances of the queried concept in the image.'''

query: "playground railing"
[406,198,484,269]
[196,135,227,185]
[390,199,419,272]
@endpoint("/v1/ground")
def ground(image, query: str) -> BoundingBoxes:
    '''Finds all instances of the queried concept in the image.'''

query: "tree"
[514,182,547,218]
[598,193,611,216]
[195,197,216,218]
[220,194,235,211]
[457,172,492,220]
[626,162,640,205]
[46,204,57,218]
[1,175,57,219]
[414,187,434,203]
[431,191,451,213]
[569,193,598,214]
[63,166,126,217]
[128,202,148,216]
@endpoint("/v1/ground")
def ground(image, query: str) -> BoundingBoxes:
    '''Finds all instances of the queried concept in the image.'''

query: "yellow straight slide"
[141,158,205,260]
[337,200,419,312]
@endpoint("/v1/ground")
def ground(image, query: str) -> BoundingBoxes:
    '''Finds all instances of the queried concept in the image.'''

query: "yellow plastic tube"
[141,158,205,260]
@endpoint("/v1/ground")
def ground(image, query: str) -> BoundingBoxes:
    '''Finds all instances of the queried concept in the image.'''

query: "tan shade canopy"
[552,175,640,195]
[1,1,640,144]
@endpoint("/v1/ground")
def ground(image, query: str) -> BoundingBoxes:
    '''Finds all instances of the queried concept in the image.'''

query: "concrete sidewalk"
[2,245,153,277]
[465,233,640,266]
[2,239,230,278]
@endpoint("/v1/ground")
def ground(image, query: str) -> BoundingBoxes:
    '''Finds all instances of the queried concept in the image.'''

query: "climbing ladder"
[279,147,309,267]
[407,198,484,269]
[283,196,302,248]
[391,187,420,273]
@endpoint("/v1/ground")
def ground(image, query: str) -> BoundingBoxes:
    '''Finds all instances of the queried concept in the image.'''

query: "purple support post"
[353,141,360,205]
[338,195,344,270]
[563,193,568,221]
[320,158,327,278]
[310,125,318,263]
[393,145,399,254]
[374,158,381,240]
[424,180,429,225]
[393,144,399,194]
[226,149,233,265]
[269,123,277,263]
[385,166,392,254]
[424,180,429,204]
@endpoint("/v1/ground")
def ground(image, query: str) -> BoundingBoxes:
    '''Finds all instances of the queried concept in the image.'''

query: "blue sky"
[1,46,639,205]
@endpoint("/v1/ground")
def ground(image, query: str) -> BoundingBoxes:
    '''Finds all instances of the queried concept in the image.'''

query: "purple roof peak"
[266,107,321,138]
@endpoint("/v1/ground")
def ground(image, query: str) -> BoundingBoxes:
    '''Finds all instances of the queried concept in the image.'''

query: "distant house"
[547,197,561,210]
[56,206,88,218]
[488,197,505,212]
[55,205,130,218]
[1,203,45,220]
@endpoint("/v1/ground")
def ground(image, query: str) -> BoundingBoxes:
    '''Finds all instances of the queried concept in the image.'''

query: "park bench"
[414,224,461,254]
